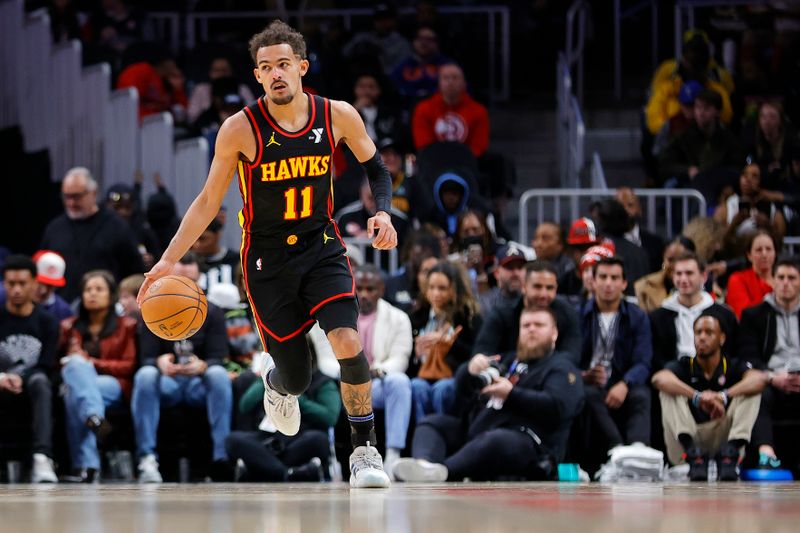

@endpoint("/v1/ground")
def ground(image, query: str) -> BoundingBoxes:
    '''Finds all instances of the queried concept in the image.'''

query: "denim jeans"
[410,377,456,423]
[131,365,232,461]
[61,358,123,469]
[371,372,412,450]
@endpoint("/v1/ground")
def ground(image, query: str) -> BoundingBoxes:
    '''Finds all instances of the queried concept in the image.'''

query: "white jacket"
[310,298,413,379]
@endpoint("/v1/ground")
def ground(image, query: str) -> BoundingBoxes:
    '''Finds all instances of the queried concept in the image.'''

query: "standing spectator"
[479,244,527,316]
[391,25,450,105]
[532,222,573,279]
[191,218,240,292]
[311,265,413,478]
[0,255,58,483]
[351,74,407,150]
[59,270,137,482]
[714,163,787,240]
[725,230,776,319]
[342,4,412,75]
[649,252,738,371]
[412,63,489,158]
[409,261,482,421]
[579,258,653,457]
[393,308,585,482]
[187,56,255,123]
[634,237,695,313]
[615,187,666,273]
[652,315,765,481]
[739,257,800,470]
[40,167,145,302]
[32,250,74,322]
[473,261,582,365]
[131,253,232,483]
[658,89,745,198]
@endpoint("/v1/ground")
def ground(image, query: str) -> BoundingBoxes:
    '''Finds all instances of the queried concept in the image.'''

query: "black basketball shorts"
[241,220,357,346]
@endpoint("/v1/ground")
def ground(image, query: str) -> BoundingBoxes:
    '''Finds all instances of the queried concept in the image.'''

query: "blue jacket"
[579,298,652,387]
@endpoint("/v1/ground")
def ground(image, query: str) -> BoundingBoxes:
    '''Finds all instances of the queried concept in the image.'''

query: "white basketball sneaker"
[349,443,391,488]
[261,358,300,436]
[137,454,163,483]
[31,453,58,483]
[392,458,448,482]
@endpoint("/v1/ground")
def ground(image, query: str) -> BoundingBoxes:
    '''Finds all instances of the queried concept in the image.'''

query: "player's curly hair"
[249,20,307,65]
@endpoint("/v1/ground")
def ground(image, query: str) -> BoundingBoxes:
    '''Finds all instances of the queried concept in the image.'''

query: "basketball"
[141,275,207,340]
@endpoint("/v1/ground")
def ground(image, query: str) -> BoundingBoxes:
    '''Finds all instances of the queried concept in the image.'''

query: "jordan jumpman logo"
[322,229,334,244]
[266,132,281,148]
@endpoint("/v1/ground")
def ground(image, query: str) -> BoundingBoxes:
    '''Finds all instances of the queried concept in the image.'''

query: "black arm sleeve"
[361,150,393,214]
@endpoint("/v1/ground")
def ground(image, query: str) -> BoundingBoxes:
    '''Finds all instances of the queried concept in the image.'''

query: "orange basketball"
[141,275,207,341]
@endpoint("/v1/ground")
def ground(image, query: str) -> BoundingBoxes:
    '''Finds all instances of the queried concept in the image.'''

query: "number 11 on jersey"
[284,186,313,220]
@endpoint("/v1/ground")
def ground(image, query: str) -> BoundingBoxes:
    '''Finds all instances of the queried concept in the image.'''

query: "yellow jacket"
[645,77,733,135]
[649,58,735,95]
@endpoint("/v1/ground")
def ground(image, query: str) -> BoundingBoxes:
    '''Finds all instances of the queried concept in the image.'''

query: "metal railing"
[674,0,769,58]
[518,188,706,245]
[556,52,586,188]
[783,237,800,257]
[589,153,608,190]
[184,5,510,102]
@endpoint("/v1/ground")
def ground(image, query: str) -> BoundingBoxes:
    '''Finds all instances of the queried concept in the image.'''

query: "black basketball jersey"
[238,93,336,243]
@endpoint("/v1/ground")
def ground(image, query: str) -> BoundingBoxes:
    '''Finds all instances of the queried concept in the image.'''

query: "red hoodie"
[412,92,489,157]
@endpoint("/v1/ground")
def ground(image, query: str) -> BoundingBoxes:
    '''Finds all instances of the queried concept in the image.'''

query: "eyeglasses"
[62,190,89,201]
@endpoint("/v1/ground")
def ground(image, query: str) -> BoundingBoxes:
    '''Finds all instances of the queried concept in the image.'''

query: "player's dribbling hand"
[137,258,176,307]
[367,211,398,250]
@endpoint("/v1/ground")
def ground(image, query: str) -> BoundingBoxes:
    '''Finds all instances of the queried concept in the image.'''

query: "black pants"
[751,385,800,448]
[583,384,651,450]
[412,414,545,481]
[225,429,329,481]
[0,373,53,457]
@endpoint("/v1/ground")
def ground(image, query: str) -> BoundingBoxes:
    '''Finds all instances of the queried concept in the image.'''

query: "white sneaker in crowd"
[138,454,163,483]
[349,443,391,488]
[31,453,58,483]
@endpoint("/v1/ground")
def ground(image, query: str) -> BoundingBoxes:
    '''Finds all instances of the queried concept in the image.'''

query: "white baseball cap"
[207,282,248,310]
[33,250,66,287]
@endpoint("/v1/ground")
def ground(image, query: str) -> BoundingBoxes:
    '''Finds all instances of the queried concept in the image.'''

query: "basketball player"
[138,21,397,487]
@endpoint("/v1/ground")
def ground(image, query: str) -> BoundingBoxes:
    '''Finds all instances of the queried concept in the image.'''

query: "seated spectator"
[311,265,413,479]
[378,138,423,221]
[558,217,603,290]
[106,182,161,269]
[0,255,58,482]
[84,0,143,67]
[409,261,482,422]
[384,230,441,312]
[725,230,776,319]
[652,80,704,157]
[649,252,738,370]
[33,250,74,322]
[474,261,581,365]
[206,282,260,364]
[41,167,145,302]
[634,237,696,313]
[739,257,800,470]
[145,175,181,253]
[615,187,666,273]
[412,63,489,158]
[352,74,407,150]
[337,177,410,253]
[479,244,528,316]
[559,243,615,312]
[652,314,765,481]
[59,270,137,482]
[117,274,145,319]
[187,56,255,123]
[393,308,585,482]
[597,199,651,290]
[450,209,497,298]
[658,89,745,200]
[391,25,450,106]
[191,218,240,292]
[579,258,653,456]
[190,77,245,140]
[342,4,411,75]
[650,30,735,95]
[131,253,232,483]
[226,356,338,482]
[714,163,787,240]
[742,100,800,193]
[646,31,733,136]
[532,222,573,279]
[116,47,188,123]
[423,172,476,237]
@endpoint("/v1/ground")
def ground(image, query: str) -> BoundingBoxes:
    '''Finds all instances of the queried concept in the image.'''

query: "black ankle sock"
[727,439,746,450]
[348,413,377,448]
[267,369,288,395]
[678,433,695,451]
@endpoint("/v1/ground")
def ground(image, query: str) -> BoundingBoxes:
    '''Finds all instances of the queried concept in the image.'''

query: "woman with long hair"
[59,270,137,481]
[726,229,777,319]
[408,261,482,421]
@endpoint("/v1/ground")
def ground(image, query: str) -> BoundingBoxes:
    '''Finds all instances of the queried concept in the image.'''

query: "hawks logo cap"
[567,217,599,246]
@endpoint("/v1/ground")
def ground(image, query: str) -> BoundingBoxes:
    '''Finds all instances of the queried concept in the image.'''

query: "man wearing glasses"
[40,167,144,302]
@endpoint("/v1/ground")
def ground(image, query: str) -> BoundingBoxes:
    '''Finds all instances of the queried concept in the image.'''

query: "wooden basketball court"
[2,482,799,532]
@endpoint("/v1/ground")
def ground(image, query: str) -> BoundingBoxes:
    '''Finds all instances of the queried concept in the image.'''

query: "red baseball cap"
[579,244,616,274]
[32,250,66,287]
[567,217,599,246]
